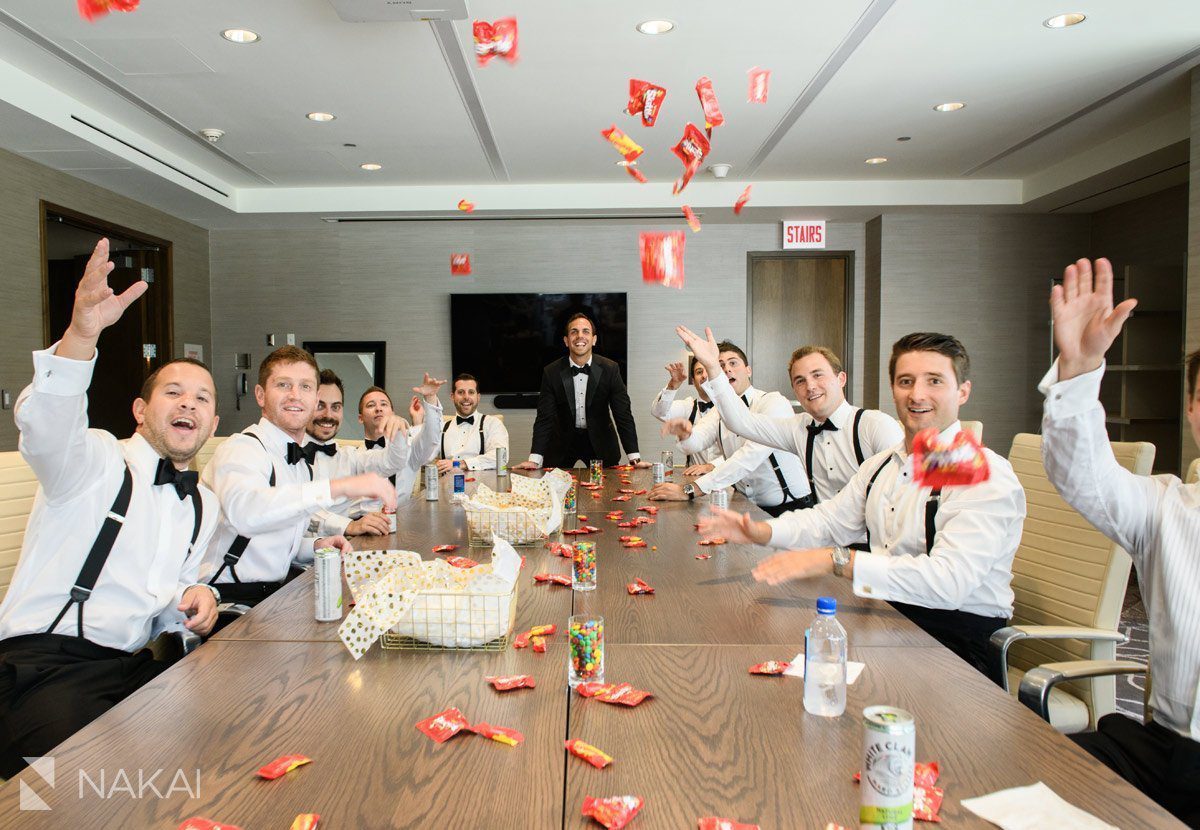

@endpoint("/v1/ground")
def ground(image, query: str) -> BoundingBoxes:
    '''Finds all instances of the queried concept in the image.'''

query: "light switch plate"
[286,333,296,345]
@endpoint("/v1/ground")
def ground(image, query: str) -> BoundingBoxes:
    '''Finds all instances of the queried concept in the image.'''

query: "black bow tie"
[571,364,591,376]
[696,400,714,413]
[365,436,386,450]
[456,415,475,426]
[154,458,198,500]
[286,442,334,465]
[807,420,838,435]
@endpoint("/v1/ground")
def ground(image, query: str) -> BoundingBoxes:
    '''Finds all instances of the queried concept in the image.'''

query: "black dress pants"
[0,633,170,779]
[888,601,1008,687]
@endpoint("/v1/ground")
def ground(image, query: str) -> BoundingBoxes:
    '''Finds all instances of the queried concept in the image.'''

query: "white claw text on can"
[860,705,916,830]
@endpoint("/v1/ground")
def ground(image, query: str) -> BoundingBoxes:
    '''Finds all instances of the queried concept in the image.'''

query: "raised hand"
[61,238,148,360]
[695,506,764,545]
[675,325,720,371]
[331,473,397,512]
[379,414,410,441]
[661,418,694,440]
[665,361,687,389]
[413,373,446,401]
[409,395,424,425]
[1051,257,1137,381]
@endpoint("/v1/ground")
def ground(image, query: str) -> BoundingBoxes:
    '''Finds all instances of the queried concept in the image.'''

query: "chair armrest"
[1018,660,1147,721]
[217,602,252,617]
[177,629,202,655]
[990,625,1130,693]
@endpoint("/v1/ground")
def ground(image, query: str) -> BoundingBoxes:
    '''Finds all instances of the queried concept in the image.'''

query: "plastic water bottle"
[452,460,466,501]
[804,596,847,717]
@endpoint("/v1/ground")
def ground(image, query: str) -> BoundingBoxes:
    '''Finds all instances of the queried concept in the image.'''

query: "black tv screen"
[450,293,628,396]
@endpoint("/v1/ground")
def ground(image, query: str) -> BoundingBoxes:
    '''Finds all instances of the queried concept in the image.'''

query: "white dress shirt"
[649,385,723,466]
[675,385,808,507]
[0,344,219,651]
[705,375,903,502]
[309,399,442,533]
[358,416,442,511]
[1041,360,1200,741]
[200,418,336,584]
[767,421,1025,619]
[439,411,509,469]
[572,357,591,428]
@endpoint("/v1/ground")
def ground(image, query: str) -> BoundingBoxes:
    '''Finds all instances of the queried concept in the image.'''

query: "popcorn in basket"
[464,469,572,547]
[338,539,522,659]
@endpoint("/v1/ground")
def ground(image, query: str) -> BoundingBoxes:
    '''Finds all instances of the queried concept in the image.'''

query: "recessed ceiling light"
[636,20,674,35]
[864,157,888,165]
[933,102,965,112]
[360,163,382,171]
[306,112,336,122]
[1043,13,1086,28]
[221,28,260,44]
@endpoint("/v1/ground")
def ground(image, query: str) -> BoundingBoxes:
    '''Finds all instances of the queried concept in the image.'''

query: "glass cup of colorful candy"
[572,541,597,591]
[589,459,603,485]
[568,614,604,688]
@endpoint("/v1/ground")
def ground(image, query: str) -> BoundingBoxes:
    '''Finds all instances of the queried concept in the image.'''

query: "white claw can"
[496,446,509,477]
[661,450,674,469]
[314,546,343,622]
[652,462,665,484]
[424,463,439,501]
[383,506,397,533]
[860,705,916,829]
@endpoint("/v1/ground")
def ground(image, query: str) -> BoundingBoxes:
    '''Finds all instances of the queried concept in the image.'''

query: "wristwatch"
[682,483,697,501]
[830,546,851,578]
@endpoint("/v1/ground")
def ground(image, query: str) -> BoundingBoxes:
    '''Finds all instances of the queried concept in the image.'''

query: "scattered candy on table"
[443,556,478,569]
[699,819,760,830]
[485,674,536,691]
[289,815,320,830]
[256,753,312,780]
[748,661,790,675]
[415,708,470,743]
[534,572,572,586]
[178,819,242,830]
[695,553,712,560]
[698,537,727,546]
[627,578,656,595]
[469,721,525,747]
[582,795,644,829]
[432,544,459,553]
[565,738,614,769]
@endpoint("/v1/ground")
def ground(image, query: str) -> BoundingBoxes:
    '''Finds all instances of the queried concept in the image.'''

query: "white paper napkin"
[960,782,1119,830]
[782,654,865,684]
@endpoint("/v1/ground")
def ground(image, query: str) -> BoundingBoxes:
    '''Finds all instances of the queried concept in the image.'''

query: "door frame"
[745,249,857,395]
[39,201,175,354]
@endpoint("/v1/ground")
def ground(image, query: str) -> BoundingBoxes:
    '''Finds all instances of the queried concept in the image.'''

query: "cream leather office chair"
[1186,457,1200,484]
[190,435,228,476]
[993,433,1153,732]
[960,420,983,442]
[0,451,38,605]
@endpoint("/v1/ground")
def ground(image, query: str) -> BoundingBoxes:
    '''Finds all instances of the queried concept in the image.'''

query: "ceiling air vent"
[327,0,467,22]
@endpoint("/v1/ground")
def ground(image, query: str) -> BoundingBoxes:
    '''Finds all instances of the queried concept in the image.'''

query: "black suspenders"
[441,414,486,460]
[48,461,204,639]
[720,392,801,502]
[852,409,866,464]
[684,400,700,467]
[209,432,276,585]
[862,455,941,554]
[805,408,869,505]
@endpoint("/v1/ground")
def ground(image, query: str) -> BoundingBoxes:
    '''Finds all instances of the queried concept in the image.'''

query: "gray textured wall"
[209,220,867,460]
[869,213,1092,454]
[0,147,210,450]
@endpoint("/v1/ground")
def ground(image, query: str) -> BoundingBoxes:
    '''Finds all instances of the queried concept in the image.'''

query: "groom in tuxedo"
[514,313,648,470]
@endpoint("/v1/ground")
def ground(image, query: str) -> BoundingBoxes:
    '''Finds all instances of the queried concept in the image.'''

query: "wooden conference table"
[0,470,1181,828]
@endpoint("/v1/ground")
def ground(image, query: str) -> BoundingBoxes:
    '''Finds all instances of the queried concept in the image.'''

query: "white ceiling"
[0,0,1195,226]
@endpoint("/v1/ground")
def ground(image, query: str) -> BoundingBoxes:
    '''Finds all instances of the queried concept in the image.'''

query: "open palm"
[675,324,720,368]
[71,238,148,339]
[1050,258,1136,378]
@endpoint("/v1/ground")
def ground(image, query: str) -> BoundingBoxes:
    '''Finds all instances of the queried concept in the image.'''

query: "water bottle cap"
[816,596,836,615]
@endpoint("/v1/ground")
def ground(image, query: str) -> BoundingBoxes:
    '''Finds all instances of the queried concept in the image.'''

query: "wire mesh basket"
[381,579,519,651]
[465,507,549,547]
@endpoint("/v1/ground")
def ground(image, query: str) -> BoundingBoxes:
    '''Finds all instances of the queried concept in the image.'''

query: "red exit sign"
[782,220,826,249]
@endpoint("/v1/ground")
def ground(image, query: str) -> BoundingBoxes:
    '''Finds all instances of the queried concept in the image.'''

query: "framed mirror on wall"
[303,340,386,441]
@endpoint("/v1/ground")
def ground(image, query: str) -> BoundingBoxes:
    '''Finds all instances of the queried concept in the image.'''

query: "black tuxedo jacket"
[530,354,639,467]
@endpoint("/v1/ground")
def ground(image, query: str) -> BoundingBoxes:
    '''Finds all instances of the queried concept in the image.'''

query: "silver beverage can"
[496,446,509,477]
[383,506,397,533]
[661,450,674,470]
[860,705,916,830]
[710,488,730,511]
[652,462,665,483]
[313,546,343,622]
[424,463,440,501]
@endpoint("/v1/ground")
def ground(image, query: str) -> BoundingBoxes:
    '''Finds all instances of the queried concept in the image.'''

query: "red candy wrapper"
[747,66,771,103]
[594,683,652,706]
[415,707,470,743]
[531,635,547,653]
[626,164,648,184]
[626,79,667,127]
[457,199,475,213]
[547,542,574,558]
[444,556,478,568]
[486,674,536,691]
[633,489,648,496]
[450,253,472,275]
[734,185,752,215]
[617,520,638,529]
[78,0,139,22]
[622,538,648,549]
[618,488,635,494]
[566,738,614,769]
[911,428,990,488]
[695,553,712,560]
[581,526,601,534]
[914,761,940,787]
[529,624,556,636]
[637,506,659,515]
[670,123,711,195]
[534,572,573,586]
[914,784,945,822]
[256,754,312,780]
[699,819,761,830]
[290,816,320,830]
[698,537,727,546]
[640,231,686,289]
[582,795,644,830]
[178,819,242,830]
[612,494,633,502]
[432,544,459,553]
[575,682,614,698]
[513,632,531,649]
[682,205,702,234]
[473,17,518,66]
[470,721,525,747]
[601,125,644,163]
[748,661,790,675]
[695,76,726,133]
[627,578,655,595]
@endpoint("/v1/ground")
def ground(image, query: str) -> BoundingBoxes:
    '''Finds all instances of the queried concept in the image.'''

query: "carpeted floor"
[1115,577,1150,722]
